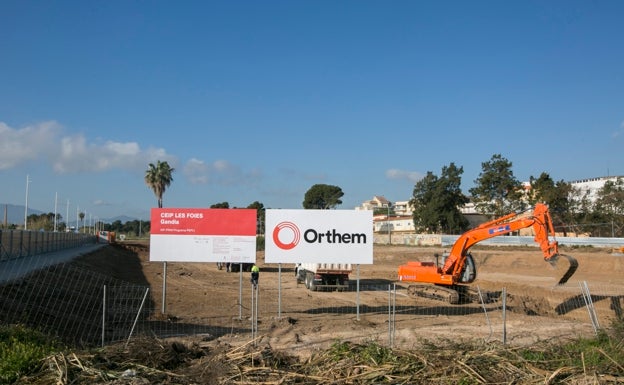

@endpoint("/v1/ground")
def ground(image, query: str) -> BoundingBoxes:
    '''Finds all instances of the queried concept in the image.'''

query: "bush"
[0,325,60,384]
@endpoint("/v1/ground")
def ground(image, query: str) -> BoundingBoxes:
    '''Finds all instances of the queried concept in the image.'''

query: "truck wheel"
[306,272,317,291]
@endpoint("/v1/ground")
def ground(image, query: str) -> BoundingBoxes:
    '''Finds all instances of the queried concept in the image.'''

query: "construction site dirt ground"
[70,241,624,357]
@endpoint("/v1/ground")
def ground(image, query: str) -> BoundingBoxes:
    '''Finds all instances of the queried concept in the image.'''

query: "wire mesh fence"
[0,229,96,261]
[2,251,622,351]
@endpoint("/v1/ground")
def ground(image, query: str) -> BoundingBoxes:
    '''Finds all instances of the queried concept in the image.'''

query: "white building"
[355,195,391,212]
[355,196,414,215]
[356,196,416,233]
[570,176,623,203]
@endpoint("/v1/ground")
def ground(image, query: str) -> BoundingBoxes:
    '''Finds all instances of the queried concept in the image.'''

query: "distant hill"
[0,204,140,226]
[1,204,44,226]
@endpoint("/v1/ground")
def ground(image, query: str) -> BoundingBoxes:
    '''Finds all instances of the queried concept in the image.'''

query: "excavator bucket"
[550,254,579,285]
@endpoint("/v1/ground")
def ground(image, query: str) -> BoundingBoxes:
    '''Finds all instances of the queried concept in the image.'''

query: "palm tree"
[79,212,85,232]
[145,161,175,208]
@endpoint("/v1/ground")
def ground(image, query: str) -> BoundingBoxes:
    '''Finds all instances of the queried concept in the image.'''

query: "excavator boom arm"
[441,203,567,281]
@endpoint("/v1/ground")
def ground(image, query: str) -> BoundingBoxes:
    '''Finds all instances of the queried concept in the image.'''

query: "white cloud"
[183,158,210,184]
[0,121,61,169]
[1,120,263,189]
[0,121,176,173]
[53,135,177,173]
[183,158,262,186]
[385,168,424,183]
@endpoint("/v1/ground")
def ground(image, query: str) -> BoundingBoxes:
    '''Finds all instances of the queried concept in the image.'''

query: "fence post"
[19,230,24,258]
[387,283,396,348]
[502,287,507,346]
[278,263,282,319]
[580,281,600,334]
[476,286,493,341]
[356,264,360,321]
[125,288,150,348]
[9,230,14,259]
[102,285,106,347]
[27,231,32,257]
[388,284,391,346]
[161,262,167,314]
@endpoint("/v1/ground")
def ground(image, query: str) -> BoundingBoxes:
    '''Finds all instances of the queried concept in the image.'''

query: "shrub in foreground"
[0,325,60,384]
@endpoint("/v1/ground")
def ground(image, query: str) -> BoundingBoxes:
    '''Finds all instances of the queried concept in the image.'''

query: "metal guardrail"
[442,235,624,249]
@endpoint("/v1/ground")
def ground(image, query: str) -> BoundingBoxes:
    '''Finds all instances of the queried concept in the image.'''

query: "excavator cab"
[459,253,477,284]
[439,251,476,284]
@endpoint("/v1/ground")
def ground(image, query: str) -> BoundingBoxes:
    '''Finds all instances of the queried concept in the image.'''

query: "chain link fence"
[1,234,622,350]
[1,258,622,350]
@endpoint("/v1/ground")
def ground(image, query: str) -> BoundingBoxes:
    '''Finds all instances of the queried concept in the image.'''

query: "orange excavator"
[397,203,578,304]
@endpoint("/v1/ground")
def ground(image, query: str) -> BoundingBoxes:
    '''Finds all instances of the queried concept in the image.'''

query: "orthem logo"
[272,221,301,250]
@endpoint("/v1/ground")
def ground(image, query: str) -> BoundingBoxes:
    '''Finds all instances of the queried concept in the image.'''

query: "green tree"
[109,220,123,232]
[144,160,175,208]
[594,178,624,237]
[410,163,469,234]
[469,154,523,217]
[528,173,576,235]
[527,172,556,206]
[210,202,230,209]
[303,184,344,209]
[247,201,265,235]
[27,213,57,231]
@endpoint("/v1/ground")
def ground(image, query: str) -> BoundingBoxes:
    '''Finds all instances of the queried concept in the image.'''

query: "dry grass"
[15,331,624,385]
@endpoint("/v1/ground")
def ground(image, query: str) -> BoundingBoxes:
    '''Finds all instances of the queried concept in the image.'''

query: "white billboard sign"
[149,208,257,263]
[265,209,373,264]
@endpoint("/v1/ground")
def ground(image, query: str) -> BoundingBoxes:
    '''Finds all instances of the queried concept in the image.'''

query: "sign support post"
[162,262,167,314]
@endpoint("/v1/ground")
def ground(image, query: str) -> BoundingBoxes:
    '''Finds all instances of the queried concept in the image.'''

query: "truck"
[397,203,579,304]
[295,263,351,291]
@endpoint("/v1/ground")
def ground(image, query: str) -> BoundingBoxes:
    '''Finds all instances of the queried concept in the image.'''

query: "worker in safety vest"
[250,264,260,286]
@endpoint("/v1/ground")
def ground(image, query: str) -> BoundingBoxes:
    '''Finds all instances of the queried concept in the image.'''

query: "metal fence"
[1,256,621,350]
[1,230,622,351]
[0,229,96,261]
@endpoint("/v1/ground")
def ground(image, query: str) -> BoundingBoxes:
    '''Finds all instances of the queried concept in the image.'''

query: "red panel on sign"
[150,208,256,235]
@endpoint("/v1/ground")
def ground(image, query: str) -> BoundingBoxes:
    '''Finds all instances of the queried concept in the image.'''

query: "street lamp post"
[24,175,30,230]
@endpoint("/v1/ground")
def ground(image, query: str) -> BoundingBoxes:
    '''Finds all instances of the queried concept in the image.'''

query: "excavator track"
[554,253,579,285]
[407,284,460,304]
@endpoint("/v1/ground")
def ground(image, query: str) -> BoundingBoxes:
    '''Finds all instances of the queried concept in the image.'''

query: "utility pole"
[386,201,392,245]
[24,175,30,230]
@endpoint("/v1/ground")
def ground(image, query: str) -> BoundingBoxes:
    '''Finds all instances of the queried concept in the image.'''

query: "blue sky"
[1,1,623,221]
